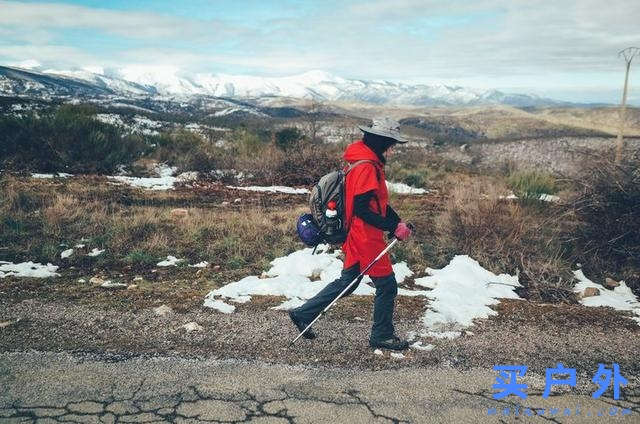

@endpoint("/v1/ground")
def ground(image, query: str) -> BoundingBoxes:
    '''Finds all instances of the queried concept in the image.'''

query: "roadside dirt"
[1,281,639,376]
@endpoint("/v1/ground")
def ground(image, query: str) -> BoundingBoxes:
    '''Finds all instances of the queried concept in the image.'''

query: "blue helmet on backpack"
[296,213,322,247]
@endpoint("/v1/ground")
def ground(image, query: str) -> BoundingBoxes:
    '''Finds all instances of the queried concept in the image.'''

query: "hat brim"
[358,125,408,143]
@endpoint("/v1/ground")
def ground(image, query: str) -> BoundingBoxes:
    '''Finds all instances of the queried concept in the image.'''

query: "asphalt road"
[1,352,638,423]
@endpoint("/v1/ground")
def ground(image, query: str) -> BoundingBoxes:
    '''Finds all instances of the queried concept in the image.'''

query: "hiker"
[289,118,413,350]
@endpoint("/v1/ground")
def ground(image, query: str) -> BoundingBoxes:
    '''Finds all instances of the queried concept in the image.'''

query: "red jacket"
[342,140,393,277]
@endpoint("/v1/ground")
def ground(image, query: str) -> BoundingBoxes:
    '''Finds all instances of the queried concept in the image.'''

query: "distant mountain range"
[0,64,573,107]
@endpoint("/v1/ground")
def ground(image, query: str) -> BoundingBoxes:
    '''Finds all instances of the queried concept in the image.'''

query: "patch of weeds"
[227,255,247,269]
[36,241,60,263]
[1,216,27,235]
[124,249,157,266]
[508,170,558,202]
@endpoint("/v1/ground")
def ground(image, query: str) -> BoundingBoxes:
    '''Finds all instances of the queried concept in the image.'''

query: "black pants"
[292,264,398,341]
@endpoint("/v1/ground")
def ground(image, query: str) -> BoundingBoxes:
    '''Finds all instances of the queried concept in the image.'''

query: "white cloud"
[0,0,231,39]
[0,0,638,99]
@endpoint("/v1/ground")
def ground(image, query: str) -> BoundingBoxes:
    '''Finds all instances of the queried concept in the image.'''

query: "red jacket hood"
[343,140,382,165]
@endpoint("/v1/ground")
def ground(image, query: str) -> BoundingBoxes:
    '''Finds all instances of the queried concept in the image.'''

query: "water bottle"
[324,200,340,237]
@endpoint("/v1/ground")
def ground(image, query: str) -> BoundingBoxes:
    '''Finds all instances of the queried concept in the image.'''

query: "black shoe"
[369,335,409,351]
[288,310,316,339]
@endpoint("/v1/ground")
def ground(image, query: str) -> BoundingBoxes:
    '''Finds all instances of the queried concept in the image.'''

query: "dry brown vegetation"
[567,153,640,295]
[431,179,575,302]
[0,176,305,282]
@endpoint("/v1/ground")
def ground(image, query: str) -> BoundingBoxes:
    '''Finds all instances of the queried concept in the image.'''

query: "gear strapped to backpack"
[297,160,380,247]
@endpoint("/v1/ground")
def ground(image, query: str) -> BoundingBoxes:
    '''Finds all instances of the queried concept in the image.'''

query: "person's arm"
[386,204,401,225]
[353,190,400,232]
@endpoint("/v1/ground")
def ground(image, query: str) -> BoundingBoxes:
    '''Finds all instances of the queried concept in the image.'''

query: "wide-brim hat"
[358,117,408,144]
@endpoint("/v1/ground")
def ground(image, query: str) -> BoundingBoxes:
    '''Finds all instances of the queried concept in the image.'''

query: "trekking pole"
[290,224,413,345]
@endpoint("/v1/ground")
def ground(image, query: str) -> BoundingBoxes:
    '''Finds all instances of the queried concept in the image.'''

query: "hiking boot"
[369,335,409,351]
[288,310,316,339]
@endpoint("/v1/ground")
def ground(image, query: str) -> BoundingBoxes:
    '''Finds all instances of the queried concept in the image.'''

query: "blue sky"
[1,0,639,103]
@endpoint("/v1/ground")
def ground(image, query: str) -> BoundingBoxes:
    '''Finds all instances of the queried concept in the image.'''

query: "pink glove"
[394,222,412,241]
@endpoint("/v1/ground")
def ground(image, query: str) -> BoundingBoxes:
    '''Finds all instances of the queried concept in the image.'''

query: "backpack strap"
[345,159,381,181]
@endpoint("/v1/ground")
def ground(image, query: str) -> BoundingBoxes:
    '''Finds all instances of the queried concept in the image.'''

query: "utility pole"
[615,47,639,163]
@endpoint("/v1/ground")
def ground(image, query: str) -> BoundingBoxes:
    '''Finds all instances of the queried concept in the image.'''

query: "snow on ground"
[60,249,74,259]
[87,248,105,257]
[31,173,73,179]
[95,114,164,135]
[500,192,560,202]
[203,244,426,313]
[0,261,59,278]
[387,181,428,195]
[202,246,528,337]
[95,113,124,126]
[157,256,184,267]
[131,115,162,135]
[185,123,230,136]
[108,164,197,190]
[213,169,251,181]
[539,193,560,202]
[211,106,266,117]
[226,185,310,195]
[573,270,640,325]
[414,255,521,335]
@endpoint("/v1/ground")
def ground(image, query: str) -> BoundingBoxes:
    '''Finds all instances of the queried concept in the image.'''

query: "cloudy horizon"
[1,0,638,104]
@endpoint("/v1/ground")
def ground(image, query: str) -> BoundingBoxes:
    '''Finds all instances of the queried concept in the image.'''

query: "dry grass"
[0,175,304,275]
[567,152,640,295]
[434,179,575,302]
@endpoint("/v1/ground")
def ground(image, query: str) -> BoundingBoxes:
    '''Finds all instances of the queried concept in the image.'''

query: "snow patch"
[32,173,73,179]
[0,261,59,278]
[157,256,184,267]
[387,181,427,195]
[573,270,640,325]
[60,249,74,259]
[203,244,425,312]
[226,185,310,195]
[108,164,197,191]
[414,255,521,334]
[87,248,105,257]
[203,298,236,314]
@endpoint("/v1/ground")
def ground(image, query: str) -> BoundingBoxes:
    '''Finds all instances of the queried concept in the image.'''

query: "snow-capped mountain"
[0,64,565,107]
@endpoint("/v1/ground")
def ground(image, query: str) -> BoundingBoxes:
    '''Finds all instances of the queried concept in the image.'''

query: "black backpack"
[307,160,379,244]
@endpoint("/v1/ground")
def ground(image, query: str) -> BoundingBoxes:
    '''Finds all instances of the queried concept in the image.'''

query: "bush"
[275,127,304,150]
[152,130,229,173]
[508,170,558,202]
[569,154,640,295]
[435,180,573,302]
[0,107,149,173]
[233,141,342,186]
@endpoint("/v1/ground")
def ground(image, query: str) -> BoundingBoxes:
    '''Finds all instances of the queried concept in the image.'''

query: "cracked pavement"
[1,352,638,423]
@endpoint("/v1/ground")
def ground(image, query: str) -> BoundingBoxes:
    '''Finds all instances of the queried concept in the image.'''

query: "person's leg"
[369,272,398,342]
[291,264,361,324]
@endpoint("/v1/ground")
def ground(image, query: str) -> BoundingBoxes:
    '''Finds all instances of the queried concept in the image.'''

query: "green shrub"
[275,127,304,150]
[508,170,558,201]
[124,249,158,266]
[152,130,227,172]
[0,108,149,173]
